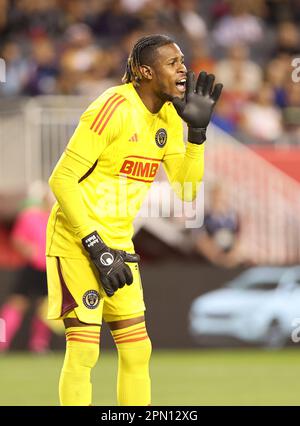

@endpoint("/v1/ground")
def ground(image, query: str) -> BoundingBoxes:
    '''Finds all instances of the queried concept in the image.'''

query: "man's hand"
[172,71,223,144]
[82,231,140,297]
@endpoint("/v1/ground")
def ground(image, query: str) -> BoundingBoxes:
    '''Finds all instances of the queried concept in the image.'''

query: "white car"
[189,266,300,348]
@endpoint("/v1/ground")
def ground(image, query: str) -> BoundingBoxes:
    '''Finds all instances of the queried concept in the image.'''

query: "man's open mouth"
[175,78,186,93]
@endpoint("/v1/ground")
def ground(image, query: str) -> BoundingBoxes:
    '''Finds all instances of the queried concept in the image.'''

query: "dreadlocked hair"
[122,34,175,86]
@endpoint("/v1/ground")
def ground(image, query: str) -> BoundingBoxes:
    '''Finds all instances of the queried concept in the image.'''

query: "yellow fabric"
[111,321,151,406]
[46,256,145,325]
[63,309,144,323]
[59,325,100,406]
[63,309,77,319]
[37,297,65,335]
[47,82,205,258]
[104,310,144,323]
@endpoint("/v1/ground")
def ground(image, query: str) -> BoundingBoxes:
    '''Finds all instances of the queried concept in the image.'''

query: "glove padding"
[82,231,140,297]
[172,71,223,144]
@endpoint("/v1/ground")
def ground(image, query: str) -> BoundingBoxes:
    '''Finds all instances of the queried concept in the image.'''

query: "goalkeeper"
[46,34,222,406]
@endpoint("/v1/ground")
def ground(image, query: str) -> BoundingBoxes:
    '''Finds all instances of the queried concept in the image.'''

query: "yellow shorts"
[46,256,145,325]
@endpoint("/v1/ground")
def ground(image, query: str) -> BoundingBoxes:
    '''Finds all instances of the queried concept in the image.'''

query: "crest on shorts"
[83,290,100,309]
[155,128,167,148]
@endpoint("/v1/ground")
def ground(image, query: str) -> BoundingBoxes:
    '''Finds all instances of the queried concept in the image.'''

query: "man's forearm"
[48,151,96,239]
[163,142,205,201]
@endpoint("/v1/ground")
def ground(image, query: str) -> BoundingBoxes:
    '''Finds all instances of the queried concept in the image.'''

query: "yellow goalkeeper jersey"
[46,83,205,257]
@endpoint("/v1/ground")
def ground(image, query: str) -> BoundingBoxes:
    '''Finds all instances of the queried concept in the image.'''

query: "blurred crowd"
[0,182,56,352]
[0,0,300,144]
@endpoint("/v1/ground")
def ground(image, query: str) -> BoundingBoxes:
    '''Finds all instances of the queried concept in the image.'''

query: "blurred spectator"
[273,21,300,57]
[265,55,291,108]
[193,183,246,269]
[0,40,30,96]
[134,0,175,36]
[265,0,300,24]
[214,43,263,96]
[0,182,53,353]
[175,0,207,42]
[61,0,100,27]
[61,23,98,72]
[213,43,263,133]
[190,38,216,75]
[89,0,142,42]
[239,83,283,144]
[26,36,59,95]
[211,92,237,136]
[58,23,100,94]
[6,0,65,39]
[121,0,149,13]
[213,1,264,49]
[0,0,8,33]
[281,82,300,144]
[75,49,120,96]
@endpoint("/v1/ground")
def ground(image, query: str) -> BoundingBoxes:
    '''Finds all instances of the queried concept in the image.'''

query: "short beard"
[157,90,174,103]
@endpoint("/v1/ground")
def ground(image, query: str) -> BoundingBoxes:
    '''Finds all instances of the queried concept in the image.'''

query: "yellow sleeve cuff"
[185,142,205,158]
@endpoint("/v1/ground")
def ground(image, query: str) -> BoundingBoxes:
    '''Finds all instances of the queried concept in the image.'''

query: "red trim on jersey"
[94,94,123,133]
[97,98,126,135]
[125,155,162,162]
[90,93,119,130]
[91,94,125,134]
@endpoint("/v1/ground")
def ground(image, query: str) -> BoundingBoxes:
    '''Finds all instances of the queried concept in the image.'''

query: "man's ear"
[139,65,153,81]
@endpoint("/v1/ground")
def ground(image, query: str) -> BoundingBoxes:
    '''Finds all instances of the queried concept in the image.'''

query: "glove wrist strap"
[82,231,106,256]
[188,127,206,145]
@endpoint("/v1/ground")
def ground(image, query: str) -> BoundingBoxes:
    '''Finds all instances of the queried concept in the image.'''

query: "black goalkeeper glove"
[172,70,223,144]
[82,231,140,297]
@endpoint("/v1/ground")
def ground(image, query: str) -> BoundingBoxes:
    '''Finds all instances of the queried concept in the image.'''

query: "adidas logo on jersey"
[128,133,138,142]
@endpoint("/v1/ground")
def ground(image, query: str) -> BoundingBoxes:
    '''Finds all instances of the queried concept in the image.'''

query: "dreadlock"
[122,34,175,86]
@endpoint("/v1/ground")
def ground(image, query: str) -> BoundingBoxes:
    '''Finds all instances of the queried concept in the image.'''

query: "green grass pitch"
[1,349,300,406]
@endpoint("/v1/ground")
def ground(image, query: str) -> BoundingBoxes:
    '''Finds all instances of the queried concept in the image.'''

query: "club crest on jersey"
[83,290,100,309]
[155,128,167,148]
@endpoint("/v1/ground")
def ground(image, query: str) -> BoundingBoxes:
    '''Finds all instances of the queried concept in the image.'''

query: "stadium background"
[1,0,300,406]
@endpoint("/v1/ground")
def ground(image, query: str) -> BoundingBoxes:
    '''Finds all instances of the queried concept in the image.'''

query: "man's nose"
[178,62,187,73]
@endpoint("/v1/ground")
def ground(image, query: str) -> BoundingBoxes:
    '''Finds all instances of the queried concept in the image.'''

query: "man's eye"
[169,59,184,65]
